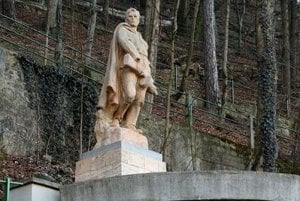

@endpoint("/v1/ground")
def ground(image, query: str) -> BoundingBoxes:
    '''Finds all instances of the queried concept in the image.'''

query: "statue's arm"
[117,27,141,61]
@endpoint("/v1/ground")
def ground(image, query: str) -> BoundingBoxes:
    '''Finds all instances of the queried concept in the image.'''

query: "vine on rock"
[19,56,98,162]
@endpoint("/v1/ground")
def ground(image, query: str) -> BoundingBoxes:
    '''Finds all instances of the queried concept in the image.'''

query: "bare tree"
[234,0,246,49]
[203,0,220,112]
[290,0,297,85]
[175,0,200,101]
[292,109,300,165]
[162,0,180,160]
[2,0,16,19]
[177,0,188,36]
[104,0,110,28]
[281,0,291,117]
[221,0,231,111]
[44,0,61,65]
[253,0,278,172]
[54,0,63,66]
[144,0,152,42]
[249,0,264,171]
[45,0,58,32]
[195,1,203,40]
[144,0,160,113]
[85,0,97,67]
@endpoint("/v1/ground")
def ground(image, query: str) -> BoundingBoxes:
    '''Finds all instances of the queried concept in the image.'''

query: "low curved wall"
[60,171,300,201]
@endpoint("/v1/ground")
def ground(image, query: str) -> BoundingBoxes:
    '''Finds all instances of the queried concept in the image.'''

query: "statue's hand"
[139,76,158,95]
[148,84,158,95]
[135,57,145,77]
[139,70,145,77]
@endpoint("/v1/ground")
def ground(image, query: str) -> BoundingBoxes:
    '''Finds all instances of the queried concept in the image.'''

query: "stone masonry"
[75,127,166,182]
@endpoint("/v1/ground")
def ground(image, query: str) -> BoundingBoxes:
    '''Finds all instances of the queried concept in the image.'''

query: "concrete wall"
[10,185,32,201]
[11,178,60,201]
[138,113,247,171]
[31,184,60,201]
[60,171,300,201]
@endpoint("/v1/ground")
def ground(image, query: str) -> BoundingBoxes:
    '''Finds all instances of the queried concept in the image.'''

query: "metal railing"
[0,178,23,201]
[0,13,106,82]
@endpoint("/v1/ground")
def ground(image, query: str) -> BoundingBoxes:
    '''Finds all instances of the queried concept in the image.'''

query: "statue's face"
[126,11,140,27]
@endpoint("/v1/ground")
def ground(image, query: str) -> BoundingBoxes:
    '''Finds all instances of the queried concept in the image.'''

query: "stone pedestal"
[75,127,166,182]
[62,171,300,201]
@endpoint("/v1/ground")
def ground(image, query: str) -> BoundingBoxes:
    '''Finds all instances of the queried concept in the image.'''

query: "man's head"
[125,8,140,27]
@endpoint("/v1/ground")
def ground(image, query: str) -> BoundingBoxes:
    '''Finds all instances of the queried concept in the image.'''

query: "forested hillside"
[0,0,300,197]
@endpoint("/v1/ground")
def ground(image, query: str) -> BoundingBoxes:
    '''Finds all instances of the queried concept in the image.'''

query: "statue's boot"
[122,103,143,134]
[112,101,131,127]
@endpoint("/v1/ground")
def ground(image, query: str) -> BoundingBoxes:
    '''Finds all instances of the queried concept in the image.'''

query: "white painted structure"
[10,178,60,201]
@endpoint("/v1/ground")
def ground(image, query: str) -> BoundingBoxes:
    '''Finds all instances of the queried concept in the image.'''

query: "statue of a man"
[95,8,157,139]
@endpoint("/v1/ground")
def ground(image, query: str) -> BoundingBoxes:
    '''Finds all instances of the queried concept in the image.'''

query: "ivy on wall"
[19,56,99,162]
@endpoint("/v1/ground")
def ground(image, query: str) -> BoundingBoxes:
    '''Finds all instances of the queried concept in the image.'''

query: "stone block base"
[75,128,166,182]
[93,127,148,149]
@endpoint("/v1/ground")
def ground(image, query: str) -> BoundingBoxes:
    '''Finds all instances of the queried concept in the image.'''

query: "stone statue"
[94,8,157,142]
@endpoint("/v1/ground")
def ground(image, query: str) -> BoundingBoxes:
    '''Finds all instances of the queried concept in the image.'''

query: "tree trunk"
[162,0,180,161]
[255,0,263,55]
[293,109,300,165]
[195,1,203,41]
[71,0,75,57]
[221,0,231,111]
[281,0,291,117]
[235,0,246,49]
[250,0,264,171]
[45,0,58,32]
[148,0,160,76]
[177,0,188,36]
[144,0,160,113]
[203,0,220,112]
[185,0,200,79]
[144,0,152,43]
[55,0,63,66]
[2,0,16,19]
[85,0,97,68]
[290,0,297,85]
[256,0,278,172]
[175,0,200,100]
[135,0,141,8]
[104,0,110,28]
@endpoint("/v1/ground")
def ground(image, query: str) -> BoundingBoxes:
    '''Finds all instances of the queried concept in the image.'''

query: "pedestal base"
[93,127,148,149]
[63,172,300,201]
[75,128,166,182]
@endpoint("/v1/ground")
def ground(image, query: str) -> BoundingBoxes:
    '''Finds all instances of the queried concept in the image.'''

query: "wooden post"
[174,65,178,90]
[286,95,290,117]
[249,115,255,150]
[186,92,193,127]
[231,79,235,104]
[188,93,193,127]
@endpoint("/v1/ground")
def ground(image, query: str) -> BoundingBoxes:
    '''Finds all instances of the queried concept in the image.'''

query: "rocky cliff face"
[0,48,37,155]
[18,56,99,162]
[0,47,99,161]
